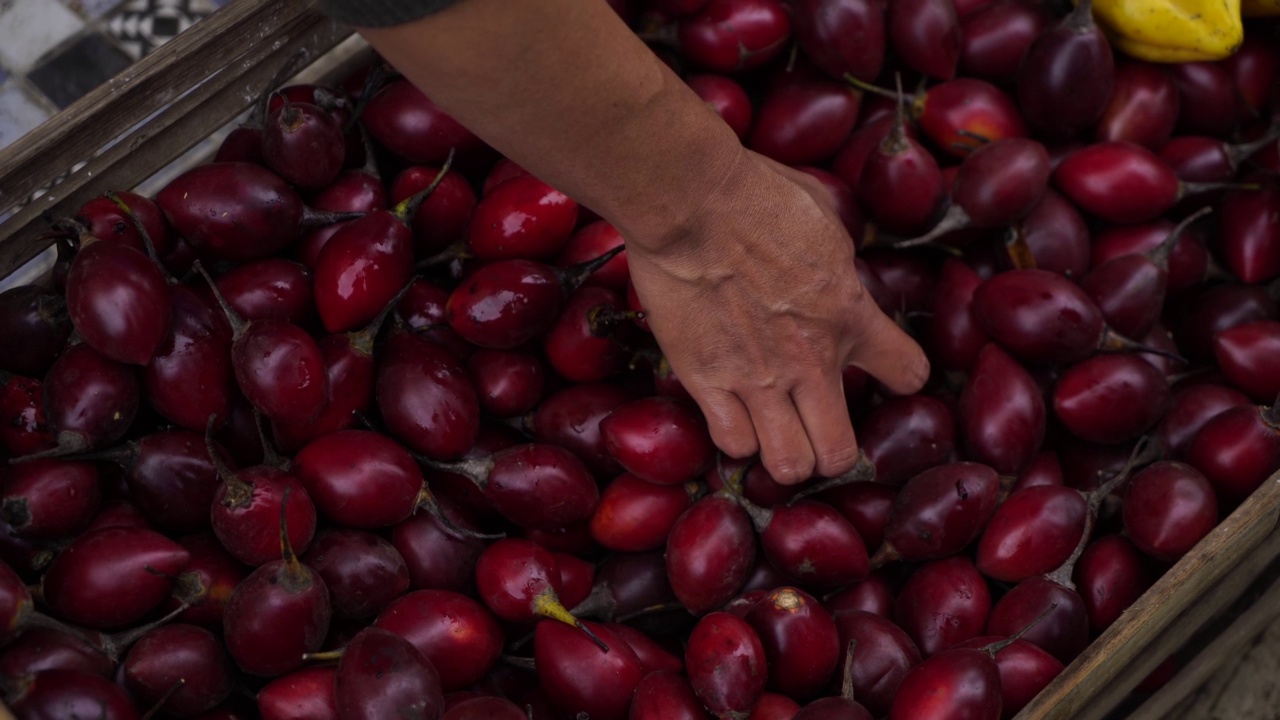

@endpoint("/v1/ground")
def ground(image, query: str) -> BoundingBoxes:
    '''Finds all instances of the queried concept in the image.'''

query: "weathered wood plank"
[1014,473,1280,720]
[0,2,354,278]
[1128,571,1280,720]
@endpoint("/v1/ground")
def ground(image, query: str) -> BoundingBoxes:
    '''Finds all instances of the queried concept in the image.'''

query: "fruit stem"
[99,600,192,661]
[614,601,687,623]
[1226,120,1280,170]
[414,451,496,489]
[252,409,287,470]
[18,608,108,653]
[104,191,177,284]
[1180,180,1261,198]
[345,59,394,133]
[587,305,643,337]
[250,48,311,127]
[842,73,898,102]
[1004,227,1040,270]
[349,277,418,358]
[140,680,184,720]
[568,582,618,622]
[881,74,911,155]
[841,638,858,700]
[392,148,457,223]
[192,261,247,339]
[1097,328,1187,365]
[557,245,626,292]
[203,416,254,508]
[302,648,345,663]
[894,204,971,248]
[39,443,138,467]
[1066,0,1095,29]
[787,451,878,503]
[414,485,505,540]
[299,207,366,230]
[983,602,1060,657]
[415,242,473,271]
[1149,207,1212,270]
[869,540,902,570]
[728,489,774,533]
[500,654,539,671]
[1262,393,1280,429]
[533,589,611,653]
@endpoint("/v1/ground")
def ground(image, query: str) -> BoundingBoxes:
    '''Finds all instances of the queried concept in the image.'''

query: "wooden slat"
[1014,473,1280,720]
[0,0,353,278]
[1127,570,1280,720]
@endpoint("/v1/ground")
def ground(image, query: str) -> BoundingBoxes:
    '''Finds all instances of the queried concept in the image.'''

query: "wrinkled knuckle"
[815,444,860,478]
[768,454,816,485]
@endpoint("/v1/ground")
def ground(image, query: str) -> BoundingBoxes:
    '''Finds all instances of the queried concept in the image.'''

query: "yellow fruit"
[1242,0,1280,16]
[1089,0,1244,63]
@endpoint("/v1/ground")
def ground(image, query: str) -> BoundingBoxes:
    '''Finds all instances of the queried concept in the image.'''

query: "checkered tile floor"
[0,0,233,153]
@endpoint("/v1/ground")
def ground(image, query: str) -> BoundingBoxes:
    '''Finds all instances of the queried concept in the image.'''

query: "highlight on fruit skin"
[1088,0,1244,62]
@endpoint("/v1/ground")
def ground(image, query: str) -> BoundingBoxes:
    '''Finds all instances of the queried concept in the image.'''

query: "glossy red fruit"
[468,175,578,261]
[678,0,792,74]
[959,0,1051,82]
[666,493,756,615]
[313,215,414,334]
[443,696,527,720]
[292,430,425,529]
[258,666,338,720]
[536,619,644,720]
[987,577,1089,664]
[976,485,1088,582]
[301,529,409,619]
[45,342,140,454]
[1172,283,1278,363]
[858,105,945,237]
[1158,384,1252,459]
[889,0,960,80]
[43,526,189,629]
[832,609,922,717]
[894,555,992,656]
[1170,61,1238,137]
[1004,189,1091,279]
[1213,321,1280,403]
[121,623,234,716]
[0,376,54,458]
[745,587,840,699]
[889,645,1002,720]
[445,261,566,349]
[0,286,69,378]
[687,74,753,141]
[163,535,245,629]
[362,80,488,167]
[1053,141,1189,224]
[157,162,340,262]
[758,499,871,588]
[554,221,629,292]
[686,612,769,717]
[959,343,1046,475]
[881,462,1000,563]
[600,396,715,484]
[440,443,601,531]
[388,165,475,256]
[630,671,713,720]
[1096,61,1179,149]
[749,80,860,165]
[927,258,988,372]
[858,395,957,485]
[0,627,113,679]
[75,191,172,257]
[374,590,502,692]
[1218,186,1280,284]
[66,240,170,366]
[955,636,1064,719]
[1123,461,1218,562]
[793,0,884,82]
[1017,0,1114,140]
[262,101,345,189]
[1053,354,1169,444]
[377,332,479,461]
[0,459,100,540]
[222,510,331,677]
[530,382,631,477]
[590,472,691,552]
[1090,217,1209,295]
[543,286,631,382]
[209,449,317,567]
[8,669,140,720]
[1074,534,1149,632]
[335,626,445,720]
[391,509,483,594]
[972,268,1123,366]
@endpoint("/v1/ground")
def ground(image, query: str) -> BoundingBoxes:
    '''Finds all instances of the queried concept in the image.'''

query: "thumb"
[844,299,931,396]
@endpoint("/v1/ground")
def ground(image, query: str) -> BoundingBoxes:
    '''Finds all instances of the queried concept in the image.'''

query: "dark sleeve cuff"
[317,0,467,28]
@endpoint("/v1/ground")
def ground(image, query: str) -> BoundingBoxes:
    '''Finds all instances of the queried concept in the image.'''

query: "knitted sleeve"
[316,0,467,28]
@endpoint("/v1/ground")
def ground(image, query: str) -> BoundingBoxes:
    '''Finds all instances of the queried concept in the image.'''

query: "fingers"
[846,303,931,397]
[696,388,759,460]
[743,391,816,485]
[792,370,860,479]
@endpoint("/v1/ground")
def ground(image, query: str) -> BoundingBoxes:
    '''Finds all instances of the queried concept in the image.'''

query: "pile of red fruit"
[1,0,1279,717]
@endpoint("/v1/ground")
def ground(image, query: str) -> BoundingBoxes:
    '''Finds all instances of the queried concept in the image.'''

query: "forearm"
[354,0,743,251]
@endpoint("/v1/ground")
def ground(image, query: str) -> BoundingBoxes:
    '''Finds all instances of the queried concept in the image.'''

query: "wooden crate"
[0,2,1277,718]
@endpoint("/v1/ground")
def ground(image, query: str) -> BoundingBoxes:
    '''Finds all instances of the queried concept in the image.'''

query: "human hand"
[625,147,931,484]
